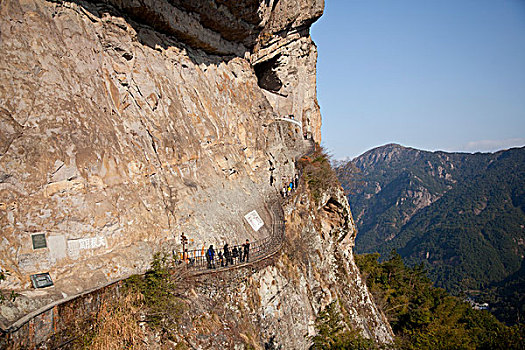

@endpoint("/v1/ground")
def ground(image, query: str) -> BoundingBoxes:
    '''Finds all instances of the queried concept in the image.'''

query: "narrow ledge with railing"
[0,140,315,347]
[181,198,286,276]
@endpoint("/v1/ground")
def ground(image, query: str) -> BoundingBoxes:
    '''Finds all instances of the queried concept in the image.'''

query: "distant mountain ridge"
[336,144,525,299]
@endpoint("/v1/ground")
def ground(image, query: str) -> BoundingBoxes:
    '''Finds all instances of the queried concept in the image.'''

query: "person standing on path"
[228,246,234,265]
[205,246,211,268]
[218,251,224,267]
[232,246,239,264]
[244,239,250,262]
[223,244,230,267]
[207,245,215,269]
[239,245,244,262]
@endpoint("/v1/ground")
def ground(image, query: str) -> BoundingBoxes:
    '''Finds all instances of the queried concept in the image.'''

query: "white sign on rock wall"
[244,210,264,232]
[67,236,107,257]
[48,235,67,261]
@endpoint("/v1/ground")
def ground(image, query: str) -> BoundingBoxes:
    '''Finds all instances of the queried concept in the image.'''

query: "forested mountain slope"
[336,144,525,322]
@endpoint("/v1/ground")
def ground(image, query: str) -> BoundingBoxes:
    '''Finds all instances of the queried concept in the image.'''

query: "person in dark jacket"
[205,246,211,268]
[232,246,239,264]
[243,239,250,262]
[223,244,230,267]
[207,245,215,269]
[239,246,244,262]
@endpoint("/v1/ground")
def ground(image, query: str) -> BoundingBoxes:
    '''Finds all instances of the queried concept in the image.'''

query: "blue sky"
[311,0,525,160]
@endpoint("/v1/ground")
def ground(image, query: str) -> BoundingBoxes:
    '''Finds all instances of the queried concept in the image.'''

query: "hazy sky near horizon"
[311,0,525,160]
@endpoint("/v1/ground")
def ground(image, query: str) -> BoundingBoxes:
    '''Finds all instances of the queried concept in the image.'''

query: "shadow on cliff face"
[71,0,266,66]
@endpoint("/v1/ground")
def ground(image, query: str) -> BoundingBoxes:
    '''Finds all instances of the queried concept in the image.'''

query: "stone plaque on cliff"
[30,272,53,289]
[31,233,47,250]
[244,210,264,232]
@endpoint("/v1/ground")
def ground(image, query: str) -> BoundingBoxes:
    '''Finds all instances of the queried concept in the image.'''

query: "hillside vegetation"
[336,144,525,324]
[355,252,524,349]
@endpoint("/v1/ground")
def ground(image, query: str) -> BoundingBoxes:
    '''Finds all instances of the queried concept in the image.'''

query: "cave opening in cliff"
[254,55,283,92]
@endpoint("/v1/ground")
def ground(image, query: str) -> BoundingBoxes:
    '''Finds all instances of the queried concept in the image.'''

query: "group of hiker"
[178,172,301,269]
[282,173,299,198]
[204,240,250,269]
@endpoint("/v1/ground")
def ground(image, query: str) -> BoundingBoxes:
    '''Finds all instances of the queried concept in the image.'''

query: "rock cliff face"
[0,0,391,345]
[255,183,393,347]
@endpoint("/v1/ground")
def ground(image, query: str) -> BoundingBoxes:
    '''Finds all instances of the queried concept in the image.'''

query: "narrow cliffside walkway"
[180,140,314,276]
[188,199,285,276]
[1,141,315,345]
[178,140,313,276]
[0,195,297,348]
[275,115,303,128]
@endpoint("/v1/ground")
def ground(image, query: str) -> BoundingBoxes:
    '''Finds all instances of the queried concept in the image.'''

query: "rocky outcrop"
[0,0,391,346]
[249,182,393,346]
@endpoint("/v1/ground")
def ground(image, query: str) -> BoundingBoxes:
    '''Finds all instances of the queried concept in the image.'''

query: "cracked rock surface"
[0,1,392,345]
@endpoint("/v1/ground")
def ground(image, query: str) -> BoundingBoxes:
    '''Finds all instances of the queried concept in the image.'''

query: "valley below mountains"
[336,143,525,324]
